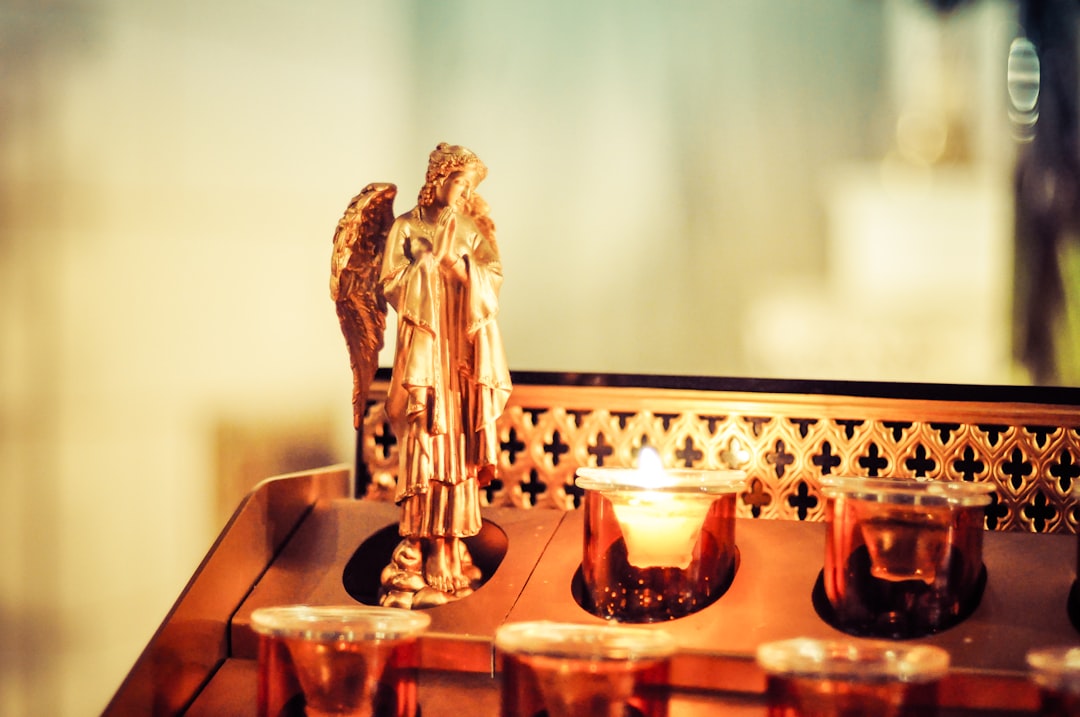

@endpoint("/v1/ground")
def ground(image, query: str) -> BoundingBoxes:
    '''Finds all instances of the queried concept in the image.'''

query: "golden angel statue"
[331,143,512,607]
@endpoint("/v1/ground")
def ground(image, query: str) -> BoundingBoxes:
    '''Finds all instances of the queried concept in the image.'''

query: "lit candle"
[575,449,746,622]
[607,449,713,570]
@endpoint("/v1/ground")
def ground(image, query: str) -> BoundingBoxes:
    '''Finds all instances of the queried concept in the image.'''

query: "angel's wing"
[331,182,397,428]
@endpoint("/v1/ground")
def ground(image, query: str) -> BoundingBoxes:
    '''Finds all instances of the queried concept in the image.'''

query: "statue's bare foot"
[424,537,457,594]
[452,539,475,590]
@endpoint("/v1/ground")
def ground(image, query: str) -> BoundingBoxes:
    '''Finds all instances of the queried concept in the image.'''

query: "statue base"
[378,537,483,609]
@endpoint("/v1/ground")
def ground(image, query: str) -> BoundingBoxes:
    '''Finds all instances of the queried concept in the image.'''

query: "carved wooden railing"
[360,372,1080,533]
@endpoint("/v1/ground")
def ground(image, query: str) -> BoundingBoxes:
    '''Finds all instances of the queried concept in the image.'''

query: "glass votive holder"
[756,637,950,717]
[1027,646,1080,717]
[250,604,430,717]
[820,477,994,639]
[494,620,677,717]
[574,464,746,623]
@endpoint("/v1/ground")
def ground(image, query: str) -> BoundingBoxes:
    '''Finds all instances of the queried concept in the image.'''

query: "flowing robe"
[380,206,511,539]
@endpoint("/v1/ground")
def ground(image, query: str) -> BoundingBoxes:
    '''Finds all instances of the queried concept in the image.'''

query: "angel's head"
[418,142,488,209]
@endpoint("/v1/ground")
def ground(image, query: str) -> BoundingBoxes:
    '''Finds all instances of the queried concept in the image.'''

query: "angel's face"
[435,170,477,211]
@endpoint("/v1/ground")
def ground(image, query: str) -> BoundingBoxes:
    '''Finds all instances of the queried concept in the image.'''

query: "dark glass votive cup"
[820,477,994,639]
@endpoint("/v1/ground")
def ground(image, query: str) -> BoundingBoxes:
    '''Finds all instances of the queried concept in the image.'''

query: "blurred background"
[2,0,1077,713]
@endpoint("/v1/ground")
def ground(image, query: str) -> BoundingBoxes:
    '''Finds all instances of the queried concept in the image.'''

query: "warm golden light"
[607,449,713,570]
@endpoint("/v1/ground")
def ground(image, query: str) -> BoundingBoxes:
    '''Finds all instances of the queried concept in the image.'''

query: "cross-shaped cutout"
[953,446,985,481]
[1003,447,1033,491]
[767,440,795,479]
[1023,490,1057,532]
[501,428,525,465]
[985,491,1009,530]
[520,469,547,506]
[483,476,504,505]
[1051,449,1080,492]
[563,477,584,509]
[588,432,614,467]
[812,441,841,476]
[544,431,570,466]
[743,478,772,518]
[858,443,888,477]
[675,436,703,468]
[787,480,818,520]
[904,444,936,477]
[719,437,751,469]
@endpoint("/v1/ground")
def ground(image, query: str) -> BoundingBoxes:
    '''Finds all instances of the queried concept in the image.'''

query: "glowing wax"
[609,493,713,569]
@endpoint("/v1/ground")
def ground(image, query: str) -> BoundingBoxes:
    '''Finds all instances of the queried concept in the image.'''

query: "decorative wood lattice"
[360,378,1080,533]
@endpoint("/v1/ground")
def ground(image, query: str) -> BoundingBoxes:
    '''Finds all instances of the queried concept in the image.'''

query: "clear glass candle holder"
[575,466,745,623]
[757,637,950,717]
[1027,646,1080,717]
[820,477,994,639]
[495,620,676,717]
[250,604,430,717]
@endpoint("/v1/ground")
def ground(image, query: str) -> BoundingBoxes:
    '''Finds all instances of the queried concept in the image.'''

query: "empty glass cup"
[251,604,430,717]
[495,620,677,717]
[1027,646,1080,717]
[756,637,950,717]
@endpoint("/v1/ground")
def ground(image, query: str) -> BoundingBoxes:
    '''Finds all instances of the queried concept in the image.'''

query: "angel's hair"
[418,142,495,241]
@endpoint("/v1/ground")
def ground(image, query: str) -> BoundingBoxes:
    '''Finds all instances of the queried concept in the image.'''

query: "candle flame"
[636,447,664,481]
